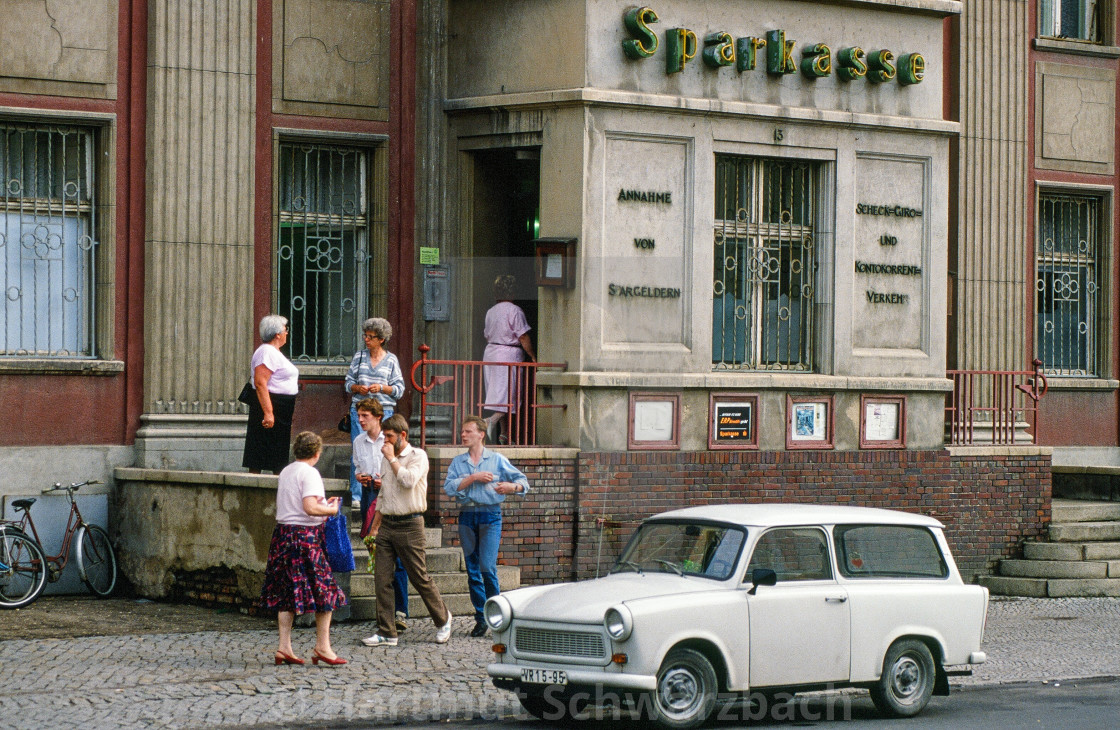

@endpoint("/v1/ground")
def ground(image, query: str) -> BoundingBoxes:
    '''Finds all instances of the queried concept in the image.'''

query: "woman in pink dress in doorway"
[482,275,536,444]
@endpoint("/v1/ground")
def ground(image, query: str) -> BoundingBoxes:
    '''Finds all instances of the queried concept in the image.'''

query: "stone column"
[956,0,1029,371]
[135,0,257,469]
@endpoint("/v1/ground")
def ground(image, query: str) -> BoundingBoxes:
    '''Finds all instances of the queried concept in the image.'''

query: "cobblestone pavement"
[2,597,1119,729]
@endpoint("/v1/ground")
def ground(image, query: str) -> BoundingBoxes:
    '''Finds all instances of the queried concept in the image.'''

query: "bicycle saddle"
[11,498,35,511]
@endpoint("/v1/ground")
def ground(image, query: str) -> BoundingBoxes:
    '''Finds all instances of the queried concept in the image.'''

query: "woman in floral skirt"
[259,431,348,666]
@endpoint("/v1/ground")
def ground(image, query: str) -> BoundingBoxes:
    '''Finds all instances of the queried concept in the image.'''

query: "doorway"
[467,148,541,360]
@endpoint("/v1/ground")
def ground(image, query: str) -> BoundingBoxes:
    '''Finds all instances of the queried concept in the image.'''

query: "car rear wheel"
[870,638,936,717]
[649,647,718,729]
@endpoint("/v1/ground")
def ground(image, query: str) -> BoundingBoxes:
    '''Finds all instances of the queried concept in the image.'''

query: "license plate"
[520,668,568,685]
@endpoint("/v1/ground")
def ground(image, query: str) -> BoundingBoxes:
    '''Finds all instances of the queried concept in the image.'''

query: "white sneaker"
[434,611,452,644]
[361,633,398,647]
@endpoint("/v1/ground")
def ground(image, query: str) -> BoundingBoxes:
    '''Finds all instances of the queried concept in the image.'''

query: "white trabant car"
[485,504,988,728]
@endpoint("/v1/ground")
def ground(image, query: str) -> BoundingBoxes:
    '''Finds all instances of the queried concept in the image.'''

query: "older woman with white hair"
[242,314,299,474]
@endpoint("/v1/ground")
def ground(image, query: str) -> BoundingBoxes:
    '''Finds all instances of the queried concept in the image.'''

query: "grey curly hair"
[362,317,392,342]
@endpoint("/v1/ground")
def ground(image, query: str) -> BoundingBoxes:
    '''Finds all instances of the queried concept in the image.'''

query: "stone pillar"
[136,0,257,469]
[956,1,1029,371]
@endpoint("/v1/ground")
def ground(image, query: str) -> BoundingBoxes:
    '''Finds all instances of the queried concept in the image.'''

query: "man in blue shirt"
[443,415,530,637]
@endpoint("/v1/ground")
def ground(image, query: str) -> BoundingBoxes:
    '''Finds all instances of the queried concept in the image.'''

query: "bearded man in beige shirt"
[361,414,452,647]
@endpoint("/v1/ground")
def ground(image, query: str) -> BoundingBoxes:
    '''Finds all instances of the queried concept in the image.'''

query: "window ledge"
[294,364,349,379]
[1034,37,1120,58]
[1044,377,1120,391]
[0,358,124,375]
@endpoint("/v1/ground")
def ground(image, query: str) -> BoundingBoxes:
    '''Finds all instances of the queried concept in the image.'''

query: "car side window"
[833,524,948,578]
[745,527,832,582]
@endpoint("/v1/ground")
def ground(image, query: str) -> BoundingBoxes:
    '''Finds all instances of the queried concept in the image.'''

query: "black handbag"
[338,412,352,433]
[237,381,255,405]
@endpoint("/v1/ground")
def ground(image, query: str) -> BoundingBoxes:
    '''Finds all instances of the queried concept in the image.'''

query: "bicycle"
[0,480,118,607]
[0,523,48,609]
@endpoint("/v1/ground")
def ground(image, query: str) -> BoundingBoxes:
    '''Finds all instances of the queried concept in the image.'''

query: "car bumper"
[969,651,987,664]
[487,663,657,691]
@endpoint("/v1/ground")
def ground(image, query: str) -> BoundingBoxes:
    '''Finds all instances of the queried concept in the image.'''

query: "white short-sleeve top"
[251,343,299,395]
[275,461,326,527]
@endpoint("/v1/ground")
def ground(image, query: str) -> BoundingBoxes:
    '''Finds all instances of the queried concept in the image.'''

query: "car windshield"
[613,521,746,580]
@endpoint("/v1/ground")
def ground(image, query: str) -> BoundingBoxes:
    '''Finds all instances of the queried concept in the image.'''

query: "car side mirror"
[747,568,777,595]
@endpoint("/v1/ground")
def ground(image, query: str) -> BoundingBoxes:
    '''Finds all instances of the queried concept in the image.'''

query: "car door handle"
[825,596,848,603]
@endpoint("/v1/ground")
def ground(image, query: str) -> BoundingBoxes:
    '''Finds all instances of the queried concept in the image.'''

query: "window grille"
[1040,0,1101,41]
[1037,192,1102,376]
[0,123,97,357]
[713,156,816,370]
[277,142,372,363]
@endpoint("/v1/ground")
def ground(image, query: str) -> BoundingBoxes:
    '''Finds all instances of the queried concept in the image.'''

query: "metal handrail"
[945,359,1048,445]
[410,344,567,447]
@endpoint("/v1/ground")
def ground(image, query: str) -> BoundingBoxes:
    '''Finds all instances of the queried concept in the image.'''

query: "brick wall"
[431,449,1051,586]
[429,454,580,586]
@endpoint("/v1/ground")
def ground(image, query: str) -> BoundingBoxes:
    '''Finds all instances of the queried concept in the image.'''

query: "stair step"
[1049,521,1120,542]
[349,527,443,550]
[1023,541,1120,561]
[1022,542,1085,561]
[979,575,1048,597]
[351,547,464,574]
[1052,499,1120,523]
[999,559,1108,579]
[350,565,521,597]
[1047,578,1120,598]
[980,574,1120,597]
[349,593,478,621]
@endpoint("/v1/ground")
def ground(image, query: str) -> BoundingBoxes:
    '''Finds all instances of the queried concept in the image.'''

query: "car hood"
[510,572,719,622]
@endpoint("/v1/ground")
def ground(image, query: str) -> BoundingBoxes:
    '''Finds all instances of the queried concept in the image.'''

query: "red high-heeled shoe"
[311,649,347,666]
[274,651,305,665]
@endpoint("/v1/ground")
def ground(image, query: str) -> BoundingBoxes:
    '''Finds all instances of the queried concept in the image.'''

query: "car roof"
[647,503,944,529]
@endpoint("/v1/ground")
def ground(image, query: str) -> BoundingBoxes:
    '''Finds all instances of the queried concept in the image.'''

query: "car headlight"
[484,595,512,632]
[604,605,633,641]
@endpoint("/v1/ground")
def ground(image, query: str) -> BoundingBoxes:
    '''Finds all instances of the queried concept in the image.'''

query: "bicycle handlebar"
[41,479,101,495]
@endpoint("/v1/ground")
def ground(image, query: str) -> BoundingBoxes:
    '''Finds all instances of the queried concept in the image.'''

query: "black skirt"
[242,391,297,473]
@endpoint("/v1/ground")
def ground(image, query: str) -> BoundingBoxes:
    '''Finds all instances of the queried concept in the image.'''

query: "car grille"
[514,626,606,659]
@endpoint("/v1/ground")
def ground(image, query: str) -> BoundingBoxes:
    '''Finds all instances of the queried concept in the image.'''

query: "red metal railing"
[945,359,1048,445]
[410,345,567,447]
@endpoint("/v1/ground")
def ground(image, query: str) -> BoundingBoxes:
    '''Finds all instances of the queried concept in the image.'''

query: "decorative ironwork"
[0,123,96,357]
[410,344,566,448]
[713,156,815,370]
[945,360,1048,445]
[277,142,370,363]
[1036,192,1099,376]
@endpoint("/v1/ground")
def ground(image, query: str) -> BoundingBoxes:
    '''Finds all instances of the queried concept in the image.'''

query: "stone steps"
[342,509,520,622]
[985,498,1120,597]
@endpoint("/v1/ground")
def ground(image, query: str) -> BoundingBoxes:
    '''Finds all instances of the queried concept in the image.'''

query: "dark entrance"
[468,148,540,360]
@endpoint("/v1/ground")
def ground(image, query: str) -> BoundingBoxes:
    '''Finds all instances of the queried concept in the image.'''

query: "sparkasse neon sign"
[621,6,925,86]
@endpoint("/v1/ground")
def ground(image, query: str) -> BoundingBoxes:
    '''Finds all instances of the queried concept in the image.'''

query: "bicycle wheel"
[76,524,117,597]
[0,529,48,609]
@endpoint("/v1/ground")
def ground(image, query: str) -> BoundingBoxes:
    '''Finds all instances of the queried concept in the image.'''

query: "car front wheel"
[870,638,936,717]
[649,647,718,729]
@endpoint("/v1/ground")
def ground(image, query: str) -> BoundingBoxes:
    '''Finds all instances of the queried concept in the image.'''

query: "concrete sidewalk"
[1,596,1118,729]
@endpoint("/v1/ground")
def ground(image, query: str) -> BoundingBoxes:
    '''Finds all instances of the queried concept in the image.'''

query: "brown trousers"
[374,515,449,637]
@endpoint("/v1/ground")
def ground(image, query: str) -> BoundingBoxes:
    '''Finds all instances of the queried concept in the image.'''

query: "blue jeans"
[459,508,502,622]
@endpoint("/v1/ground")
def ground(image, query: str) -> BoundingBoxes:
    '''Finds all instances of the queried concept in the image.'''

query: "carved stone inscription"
[602,136,688,346]
[852,154,926,350]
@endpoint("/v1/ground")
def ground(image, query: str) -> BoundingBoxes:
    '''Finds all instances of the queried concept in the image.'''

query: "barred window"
[0,123,97,357]
[1036,191,1103,376]
[277,142,386,363]
[1039,0,1102,42]
[713,156,816,370]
